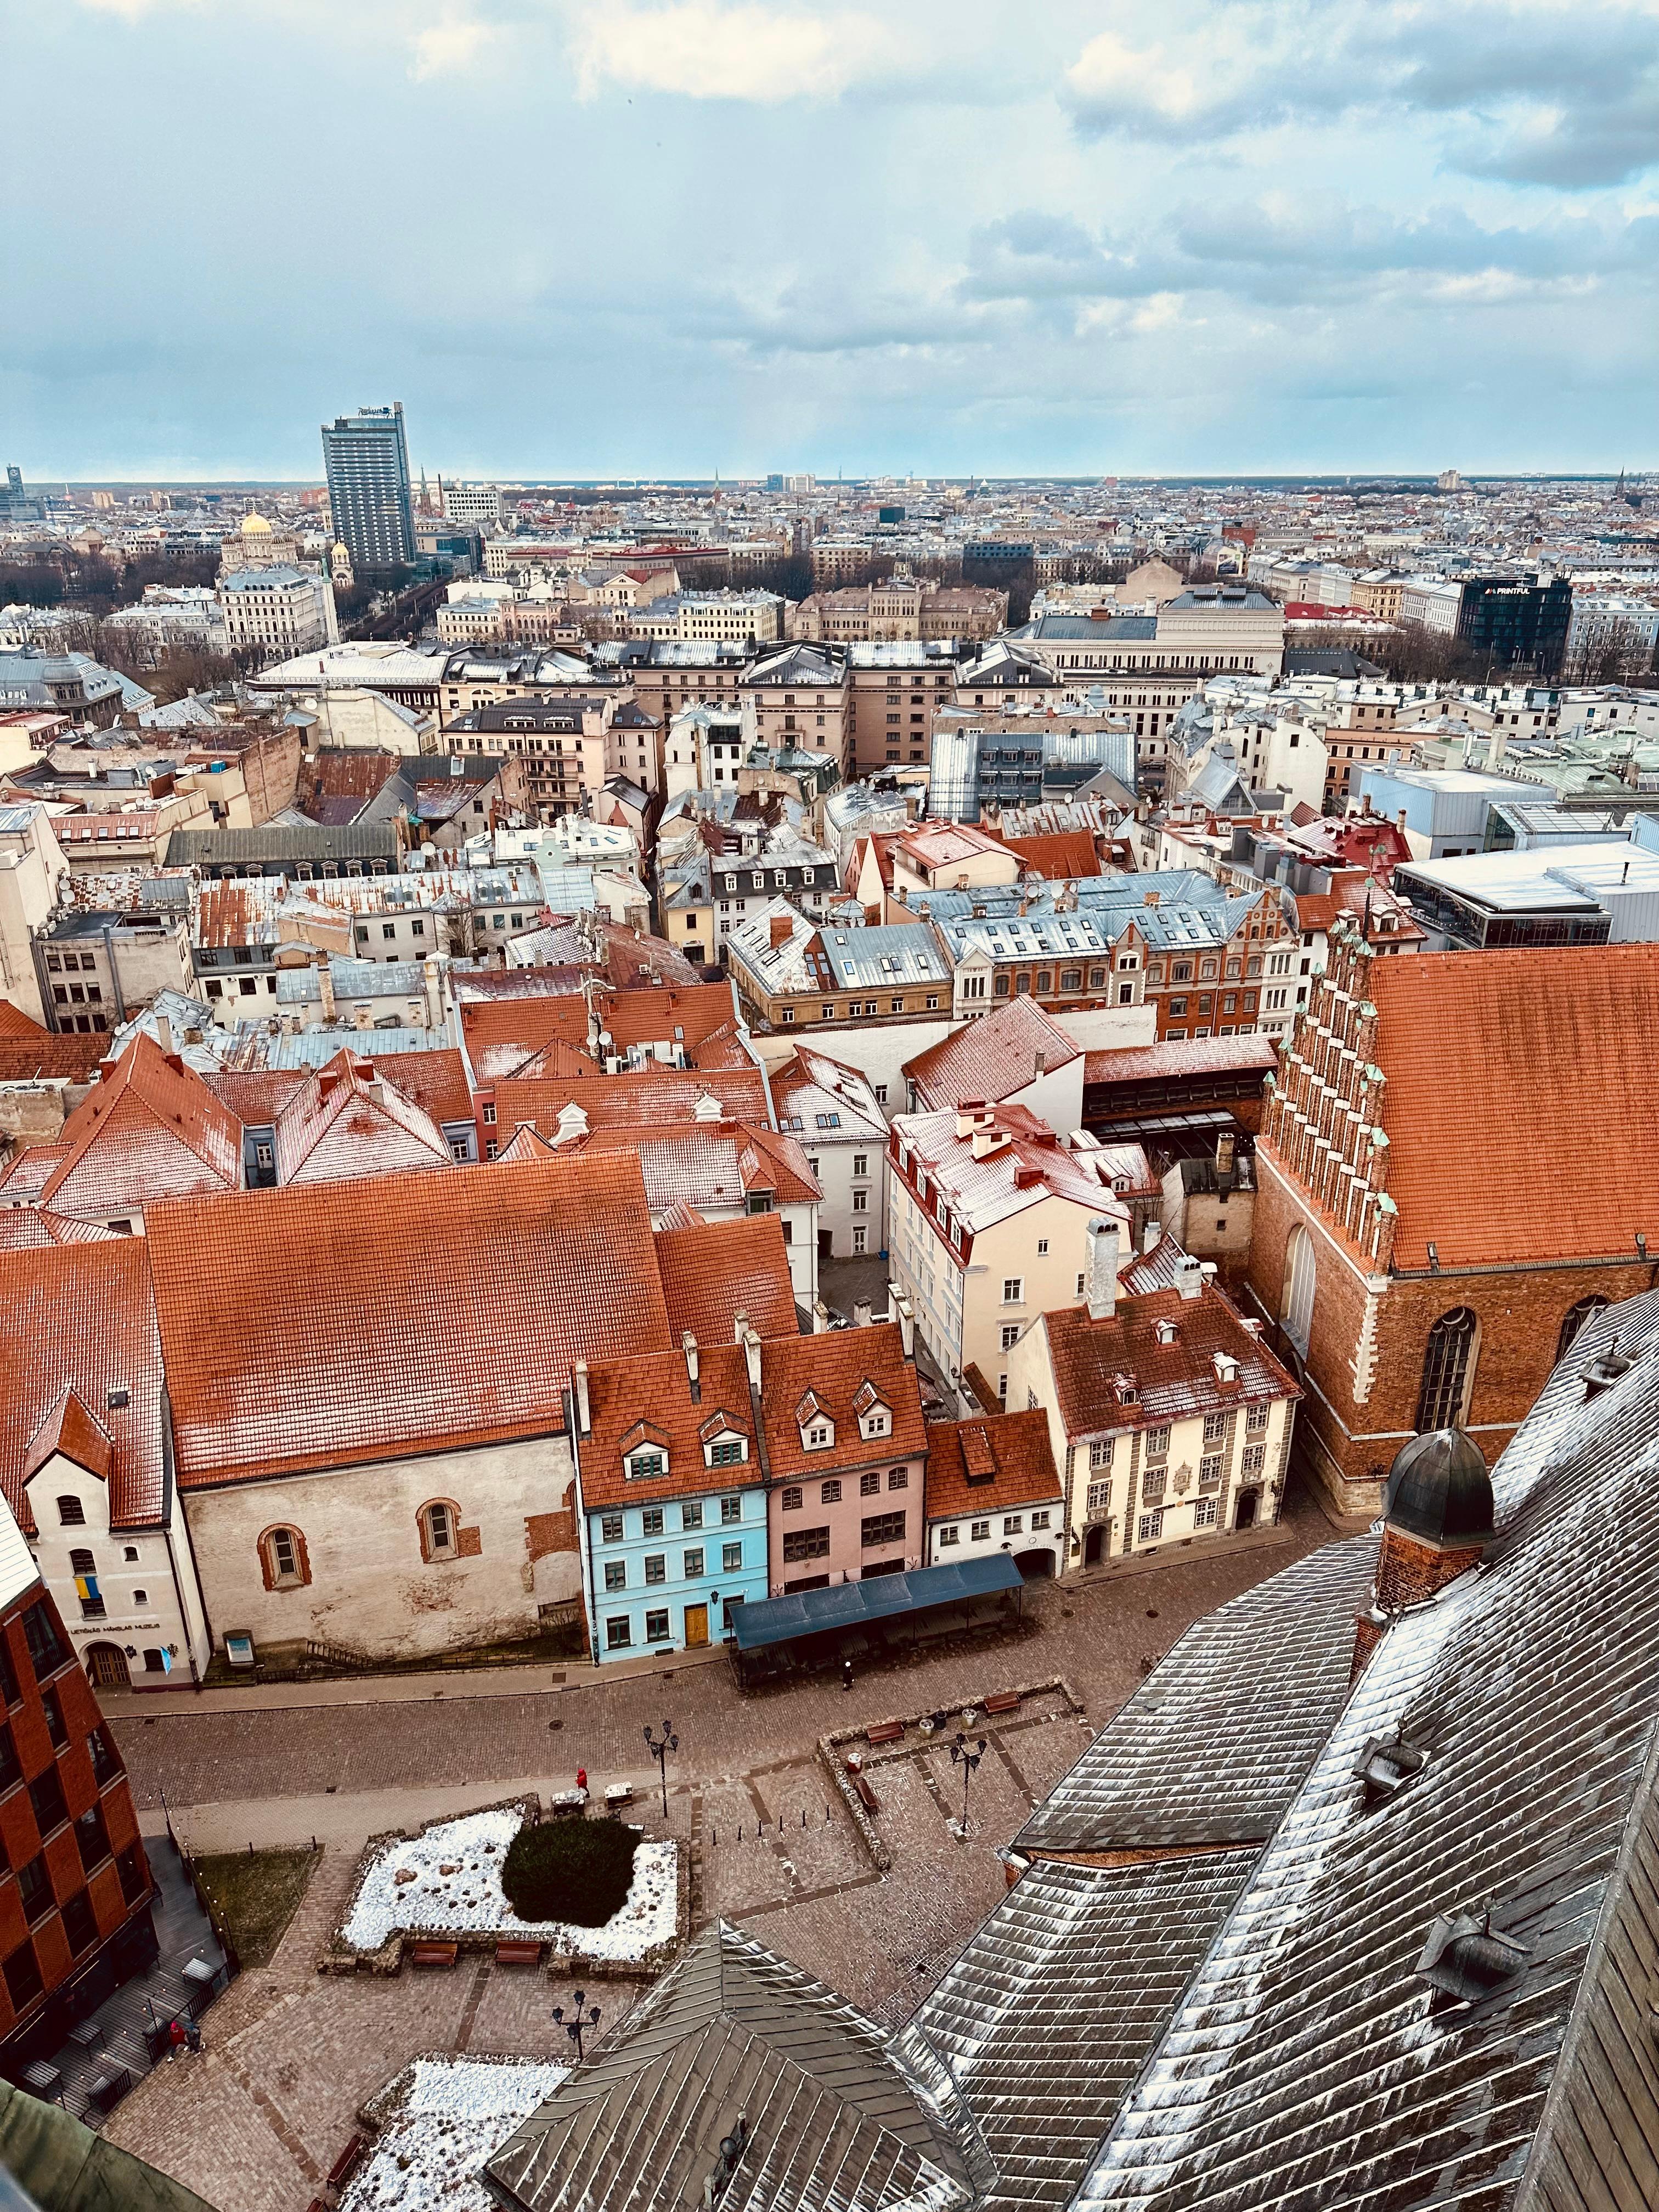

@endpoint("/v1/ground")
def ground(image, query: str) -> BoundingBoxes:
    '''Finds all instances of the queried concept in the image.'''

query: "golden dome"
[242,512,273,534]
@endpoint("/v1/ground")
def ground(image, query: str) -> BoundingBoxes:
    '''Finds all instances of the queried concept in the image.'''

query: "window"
[601,1513,623,1544]
[74,1805,110,1874]
[1002,1515,1023,1536]
[681,1502,704,1531]
[1557,1295,1610,1361]
[708,1439,746,1466]
[56,1496,86,1528]
[1192,1497,1218,1530]
[1144,1426,1171,1460]
[1415,1308,1479,1432]
[1087,1480,1111,1513]
[420,1501,458,1560]
[1002,1278,1023,1305]
[606,1616,632,1651]
[641,1508,664,1537]
[938,1525,960,1548]
[4,1942,42,2013]
[861,1471,880,1497]
[1031,1509,1051,1530]
[1203,1412,1227,1443]
[888,1468,907,1491]
[721,1495,742,1524]
[644,1554,666,1585]
[1137,1510,1165,1543]
[629,1452,666,1481]
[781,1486,803,1511]
[820,1480,841,1504]
[851,1189,868,1213]
[16,1858,52,1926]
[29,1766,67,1837]
[644,1609,670,1643]
[88,1727,119,1786]
[1242,1443,1266,1475]
[1089,1437,1115,1470]
[20,1604,67,1680]
[41,1689,67,1750]
[862,1511,905,1547]
[970,1519,990,1542]
[605,1561,627,1592]
[684,1548,704,1578]
[722,1541,743,1572]
[1282,1225,1316,1356]
[1199,1454,1224,1487]
[1246,1402,1270,1432]
[782,1526,830,1563]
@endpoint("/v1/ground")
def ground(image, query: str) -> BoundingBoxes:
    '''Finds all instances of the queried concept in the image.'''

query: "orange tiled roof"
[924,1409,1060,1520]
[22,1388,112,1486]
[0,1238,167,1531]
[0,1003,49,1039]
[655,1215,800,1344]
[570,1122,821,1210]
[0,1207,119,1251]
[1368,946,1659,1269]
[145,1151,674,1486]
[1000,831,1102,881]
[1042,1284,1299,1441]
[271,1051,453,1187]
[202,1067,311,1126]
[580,1343,763,1509]
[493,1068,770,1135]
[1084,1035,1278,1087]
[0,1030,112,1083]
[0,1032,243,1219]
[373,1047,475,1130]
[755,1323,926,1482]
[905,996,1079,1111]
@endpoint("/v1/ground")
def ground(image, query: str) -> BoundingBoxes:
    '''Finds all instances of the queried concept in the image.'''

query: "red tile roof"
[373,1047,475,1130]
[1084,1034,1279,1087]
[924,1410,1061,1520]
[754,1324,926,1482]
[23,1389,112,1486]
[0,1032,243,1219]
[571,1122,820,1210]
[492,1069,770,1135]
[0,1030,112,1084]
[202,1067,311,1126]
[1041,1284,1299,1441]
[579,1344,763,1509]
[0,1003,49,1040]
[0,1207,118,1251]
[271,1051,453,1186]
[998,831,1102,881]
[145,1152,673,1486]
[0,1238,167,1530]
[905,996,1080,1111]
[654,1215,800,1345]
[1369,946,1659,1268]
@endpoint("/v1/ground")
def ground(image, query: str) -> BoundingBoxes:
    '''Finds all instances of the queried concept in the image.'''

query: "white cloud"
[409,15,501,79]
[569,2,903,102]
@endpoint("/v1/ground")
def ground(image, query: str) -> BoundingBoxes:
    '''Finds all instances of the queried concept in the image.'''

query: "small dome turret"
[1383,1428,1493,1548]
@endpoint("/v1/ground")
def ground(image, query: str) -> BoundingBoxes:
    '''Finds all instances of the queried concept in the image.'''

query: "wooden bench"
[495,1939,543,1967]
[327,2137,364,2190]
[853,1774,881,1814]
[865,1720,904,1746]
[984,1691,1021,1716]
[409,1942,459,1971]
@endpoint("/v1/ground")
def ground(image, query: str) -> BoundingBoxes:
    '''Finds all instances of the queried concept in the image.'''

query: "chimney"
[955,1099,988,1138]
[1085,1216,1120,1321]
[1216,1130,1236,1181]
[740,1318,763,1394]
[1034,1048,1046,1077]
[153,1013,173,1056]
[1142,1218,1162,1257]
[853,1298,872,1329]
[972,1124,1011,1160]
[1175,1252,1204,1301]
[573,1359,591,1436]
[319,959,336,1023]
[896,1295,916,1361]
[769,912,792,949]
[1352,1429,1493,1680]
[812,1298,832,1334]
[682,1330,701,1402]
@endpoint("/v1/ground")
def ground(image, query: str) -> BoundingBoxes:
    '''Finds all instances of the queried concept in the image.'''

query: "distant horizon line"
[14,470,1654,494]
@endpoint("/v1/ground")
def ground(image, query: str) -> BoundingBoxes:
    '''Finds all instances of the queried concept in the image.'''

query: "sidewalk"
[98,1633,729,1720]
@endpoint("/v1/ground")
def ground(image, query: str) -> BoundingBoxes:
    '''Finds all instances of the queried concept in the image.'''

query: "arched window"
[259,1526,309,1590]
[1415,1308,1479,1434]
[418,1500,460,1562]
[1556,1295,1609,1363]
[57,1496,86,1527]
[1282,1226,1316,1356]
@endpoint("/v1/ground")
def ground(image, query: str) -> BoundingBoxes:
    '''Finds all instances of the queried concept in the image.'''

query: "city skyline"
[5,0,1657,481]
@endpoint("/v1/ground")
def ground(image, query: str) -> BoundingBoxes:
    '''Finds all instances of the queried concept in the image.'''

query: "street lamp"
[950,1733,986,1842]
[644,1719,679,1819]
[554,1989,601,2062]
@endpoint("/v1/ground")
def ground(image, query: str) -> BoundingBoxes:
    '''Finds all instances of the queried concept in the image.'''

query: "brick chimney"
[1084,1216,1120,1321]
[1352,1429,1493,1681]
[682,1330,700,1402]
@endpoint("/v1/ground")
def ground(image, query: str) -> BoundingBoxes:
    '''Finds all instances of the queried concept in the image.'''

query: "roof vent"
[106,1388,129,1411]
[1582,1339,1633,1397]
[1353,1729,1427,1811]
[1415,1908,1528,2006]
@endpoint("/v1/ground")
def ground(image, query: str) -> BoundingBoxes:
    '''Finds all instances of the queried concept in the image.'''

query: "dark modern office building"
[321,403,415,577]
[1456,574,1572,678]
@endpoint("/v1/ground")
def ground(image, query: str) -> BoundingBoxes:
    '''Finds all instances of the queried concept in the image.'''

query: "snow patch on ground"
[340,1806,679,1960]
[343,2055,568,2212]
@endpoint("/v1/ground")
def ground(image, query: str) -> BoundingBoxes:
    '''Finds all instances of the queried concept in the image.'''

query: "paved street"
[103,1485,1347,2211]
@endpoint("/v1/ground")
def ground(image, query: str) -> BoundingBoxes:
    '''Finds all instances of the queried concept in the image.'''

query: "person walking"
[575,1767,589,1801]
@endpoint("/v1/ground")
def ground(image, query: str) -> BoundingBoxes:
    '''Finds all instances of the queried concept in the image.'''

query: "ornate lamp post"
[644,1719,679,1819]
[555,1989,601,2062]
[950,1733,987,1842]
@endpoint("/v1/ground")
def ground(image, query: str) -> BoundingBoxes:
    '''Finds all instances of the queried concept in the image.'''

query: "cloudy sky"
[4,0,1657,479]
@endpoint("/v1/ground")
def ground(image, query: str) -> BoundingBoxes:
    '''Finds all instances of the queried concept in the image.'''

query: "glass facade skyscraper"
[321,403,414,576]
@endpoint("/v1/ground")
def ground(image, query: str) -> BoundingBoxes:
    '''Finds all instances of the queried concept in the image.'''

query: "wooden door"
[86,1644,130,1690]
[684,1604,709,1649]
